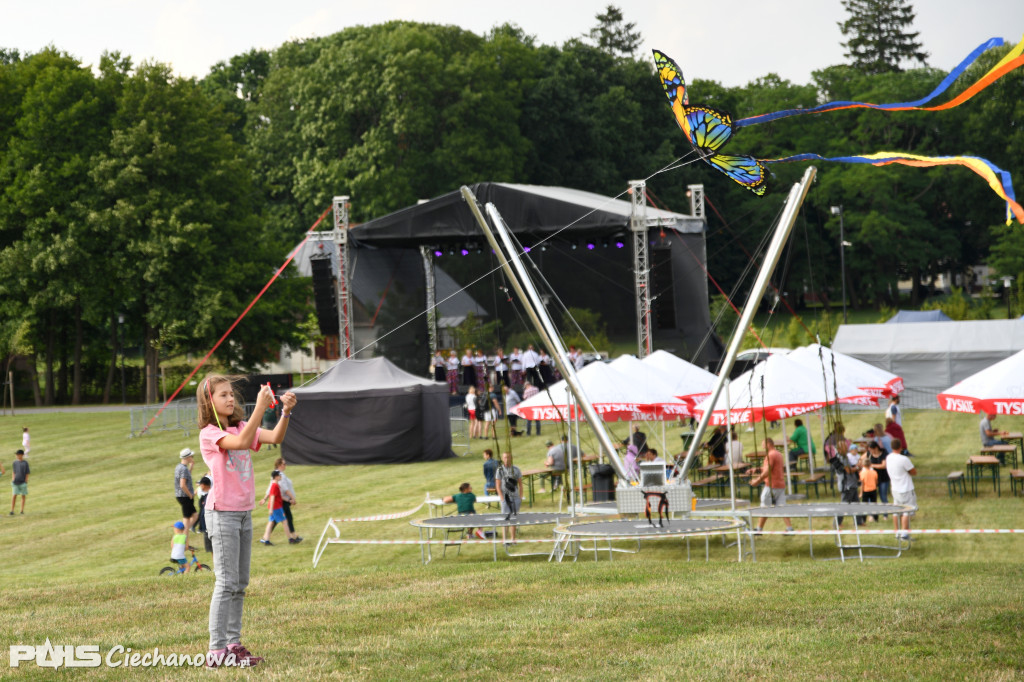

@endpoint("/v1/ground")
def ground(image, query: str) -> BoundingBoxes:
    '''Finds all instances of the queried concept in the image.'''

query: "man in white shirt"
[885,438,916,540]
[521,344,542,387]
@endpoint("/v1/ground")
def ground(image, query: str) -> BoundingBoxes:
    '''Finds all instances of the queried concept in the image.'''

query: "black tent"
[282,357,454,465]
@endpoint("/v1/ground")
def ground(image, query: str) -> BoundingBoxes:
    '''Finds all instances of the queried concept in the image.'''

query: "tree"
[0,49,115,404]
[561,307,609,352]
[587,5,641,58]
[89,61,308,402]
[839,0,928,74]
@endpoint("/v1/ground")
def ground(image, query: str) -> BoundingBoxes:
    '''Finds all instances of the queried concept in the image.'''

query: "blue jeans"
[206,509,252,650]
[877,480,890,505]
[526,420,540,435]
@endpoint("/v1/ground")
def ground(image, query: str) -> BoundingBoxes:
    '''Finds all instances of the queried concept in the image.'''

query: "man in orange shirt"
[750,438,793,535]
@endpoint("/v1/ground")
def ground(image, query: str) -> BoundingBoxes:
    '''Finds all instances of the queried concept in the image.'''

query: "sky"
[3,0,1024,87]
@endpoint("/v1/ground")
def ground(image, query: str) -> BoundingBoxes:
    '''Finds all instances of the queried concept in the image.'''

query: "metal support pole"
[459,187,632,481]
[118,314,126,404]
[839,208,847,324]
[630,180,651,358]
[333,196,353,359]
[831,204,847,324]
[420,245,438,353]
[725,380,736,510]
[484,202,630,480]
[676,167,817,481]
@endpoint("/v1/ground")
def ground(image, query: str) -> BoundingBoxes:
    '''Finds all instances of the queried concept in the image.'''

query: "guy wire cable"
[299,153,705,385]
[300,150,726,391]
[699,191,816,341]
[505,228,603,358]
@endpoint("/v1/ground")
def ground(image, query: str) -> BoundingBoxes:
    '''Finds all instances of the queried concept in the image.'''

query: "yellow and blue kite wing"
[654,50,734,154]
[707,154,769,196]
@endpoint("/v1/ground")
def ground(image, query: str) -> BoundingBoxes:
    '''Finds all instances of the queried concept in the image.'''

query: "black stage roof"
[349,182,704,246]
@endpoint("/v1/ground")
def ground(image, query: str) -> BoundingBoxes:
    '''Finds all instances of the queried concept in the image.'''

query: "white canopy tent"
[607,354,701,455]
[833,320,1024,405]
[693,354,876,493]
[938,347,1024,414]
[512,360,689,422]
[640,349,718,405]
[786,343,904,398]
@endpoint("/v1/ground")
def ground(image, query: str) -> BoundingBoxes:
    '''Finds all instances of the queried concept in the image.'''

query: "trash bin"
[589,464,616,502]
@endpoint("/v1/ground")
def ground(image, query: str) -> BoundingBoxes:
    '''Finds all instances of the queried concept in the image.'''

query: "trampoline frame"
[693,502,917,562]
[409,512,572,564]
[550,517,748,563]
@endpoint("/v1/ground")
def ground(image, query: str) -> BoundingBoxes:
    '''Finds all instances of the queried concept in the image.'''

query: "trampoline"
[706,502,917,561]
[409,512,571,563]
[551,517,747,562]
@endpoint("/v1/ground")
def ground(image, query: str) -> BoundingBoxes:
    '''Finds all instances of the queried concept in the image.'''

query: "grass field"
[1,407,1023,680]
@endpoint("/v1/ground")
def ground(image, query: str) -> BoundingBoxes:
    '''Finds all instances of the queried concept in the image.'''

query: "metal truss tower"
[333,196,353,359]
[420,245,438,353]
[630,180,651,358]
[688,184,705,220]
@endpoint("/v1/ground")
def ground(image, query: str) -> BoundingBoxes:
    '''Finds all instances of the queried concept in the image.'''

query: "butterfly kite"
[653,36,1024,224]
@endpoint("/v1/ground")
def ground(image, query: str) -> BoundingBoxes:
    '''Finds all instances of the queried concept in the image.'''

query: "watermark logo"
[9,639,101,669]
[9,640,226,668]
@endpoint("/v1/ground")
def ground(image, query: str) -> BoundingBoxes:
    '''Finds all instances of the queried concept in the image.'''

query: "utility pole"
[831,205,848,324]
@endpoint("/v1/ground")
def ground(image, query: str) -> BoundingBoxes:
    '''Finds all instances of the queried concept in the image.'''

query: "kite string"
[139,206,333,434]
[300,151,706,386]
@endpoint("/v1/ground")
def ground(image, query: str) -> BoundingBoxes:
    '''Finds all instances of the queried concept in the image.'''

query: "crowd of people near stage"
[431,344,593,439]
[430,344,592,395]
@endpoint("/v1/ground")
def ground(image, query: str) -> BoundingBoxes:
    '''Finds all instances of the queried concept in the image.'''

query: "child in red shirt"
[259,469,298,545]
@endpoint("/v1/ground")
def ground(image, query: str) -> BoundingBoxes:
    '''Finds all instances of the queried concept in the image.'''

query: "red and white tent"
[938,348,1024,414]
[639,349,717,408]
[512,359,688,422]
[693,353,876,493]
[692,353,877,426]
[786,343,904,398]
[608,354,694,418]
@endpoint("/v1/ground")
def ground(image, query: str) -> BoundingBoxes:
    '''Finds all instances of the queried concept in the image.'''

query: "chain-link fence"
[129,399,264,438]
[450,405,469,455]
[838,386,943,413]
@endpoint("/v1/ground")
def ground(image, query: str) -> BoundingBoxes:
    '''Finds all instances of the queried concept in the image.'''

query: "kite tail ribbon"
[764,152,1024,225]
[735,36,1024,129]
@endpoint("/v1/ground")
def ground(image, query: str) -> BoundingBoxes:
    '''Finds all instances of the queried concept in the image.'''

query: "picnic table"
[427,494,500,518]
[993,433,1022,468]
[967,455,1002,496]
[520,467,553,507]
[522,455,601,506]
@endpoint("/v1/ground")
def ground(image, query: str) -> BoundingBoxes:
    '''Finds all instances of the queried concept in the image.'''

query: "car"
[728,347,790,380]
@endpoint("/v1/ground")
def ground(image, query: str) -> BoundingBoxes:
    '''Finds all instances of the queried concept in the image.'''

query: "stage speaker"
[310,256,338,336]
[650,246,677,330]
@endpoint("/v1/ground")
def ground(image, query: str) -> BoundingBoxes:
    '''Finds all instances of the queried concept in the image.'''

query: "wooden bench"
[691,475,721,498]
[799,472,827,499]
[947,471,966,498]
[567,483,593,504]
[1010,469,1024,497]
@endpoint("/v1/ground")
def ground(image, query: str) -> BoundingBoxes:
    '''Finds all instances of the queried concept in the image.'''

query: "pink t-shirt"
[200,422,262,512]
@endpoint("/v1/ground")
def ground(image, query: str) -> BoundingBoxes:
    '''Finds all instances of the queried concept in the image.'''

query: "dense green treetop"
[0,4,1022,402]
